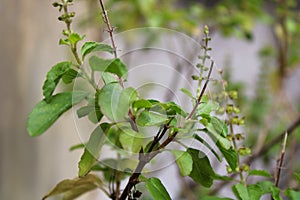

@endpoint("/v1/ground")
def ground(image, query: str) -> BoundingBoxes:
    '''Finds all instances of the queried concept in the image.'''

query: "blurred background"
[1,0,300,199]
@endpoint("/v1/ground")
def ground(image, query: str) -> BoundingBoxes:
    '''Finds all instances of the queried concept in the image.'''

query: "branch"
[186,61,214,120]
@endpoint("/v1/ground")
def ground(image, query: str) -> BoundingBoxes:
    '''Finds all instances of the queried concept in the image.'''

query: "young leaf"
[42,174,102,200]
[98,83,136,121]
[248,169,272,178]
[180,88,195,99]
[119,128,143,153]
[170,150,193,176]
[42,61,71,102]
[81,42,114,60]
[145,177,171,200]
[78,123,110,177]
[89,56,128,78]
[232,183,250,200]
[136,110,168,126]
[187,148,215,187]
[27,91,88,137]
[69,33,85,46]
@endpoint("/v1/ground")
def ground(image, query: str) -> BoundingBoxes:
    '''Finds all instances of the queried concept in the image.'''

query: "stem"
[97,0,138,133]
[119,131,178,200]
[229,121,245,184]
[186,61,214,120]
[276,0,288,88]
[98,0,118,59]
[274,132,288,187]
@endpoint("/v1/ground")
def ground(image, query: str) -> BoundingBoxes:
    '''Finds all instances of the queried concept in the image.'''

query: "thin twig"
[186,61,214,120]
[274,132,288,187]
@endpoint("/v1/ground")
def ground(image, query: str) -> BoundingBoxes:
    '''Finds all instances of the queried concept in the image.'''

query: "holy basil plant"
[26,0,296,200]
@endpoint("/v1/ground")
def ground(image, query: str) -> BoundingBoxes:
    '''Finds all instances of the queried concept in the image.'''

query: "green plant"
[27,0,300,200]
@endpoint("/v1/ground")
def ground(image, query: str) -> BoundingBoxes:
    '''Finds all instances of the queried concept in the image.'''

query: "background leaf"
[145,177,171,200]
[27,91,88,137]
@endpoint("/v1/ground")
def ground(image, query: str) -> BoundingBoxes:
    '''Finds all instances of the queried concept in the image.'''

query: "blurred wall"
[0,0,91,199]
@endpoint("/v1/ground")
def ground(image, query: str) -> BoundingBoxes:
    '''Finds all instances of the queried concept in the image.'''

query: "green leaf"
[89,56,128,78]
[232,183,250,200]
[69,143,85,151]
[285,188,300,200]
[217,144,238,170]
[133,99,153,111]
[59,38,70,46]
[42,174,102,200]
[42,61,71,102]
[201,196,233,200]
[119,128,143,153]
[187,148,215,187]
[27,91,88,137]
[248,181,274,200]
[294,173,300,185]
[98,83,136,121]
[248,170,272,178]
[81,42,114,60]
[197,100,219,115]
[193,134,221,161]
[210,116,228,137]
[166,101,187,117]
[69,33,85,46]
[180,88,195,99]
[170,150,193,176]
[89,92,103,123]
[78,123,110,177]
[270,186,282,200]
[145,177,171,200]
[136,110,168,126]
[102,72,117,84]
[206,122,231,150]
[62,68,78,84]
